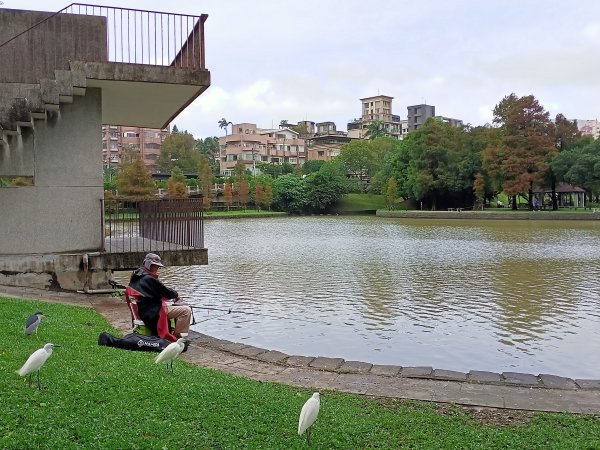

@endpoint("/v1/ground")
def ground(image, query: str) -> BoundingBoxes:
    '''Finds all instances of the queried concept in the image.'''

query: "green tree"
[547,114,581,209]
[256,162,295,178]
[116,147,156,199]
[157,132,199,173]
[384,178,399,210]
[364,120,386,139]
[551,138,600,201]
[304,162,348,212]
[302,160,325,175]
[490,94,555,210]
[338,139,375,180]
[196,137,220,174]
[167,167,188,198]
[272,174,308,213]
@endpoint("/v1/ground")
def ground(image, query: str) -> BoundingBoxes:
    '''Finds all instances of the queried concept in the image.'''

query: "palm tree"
[364,120,386,139]
[218,118,233,135]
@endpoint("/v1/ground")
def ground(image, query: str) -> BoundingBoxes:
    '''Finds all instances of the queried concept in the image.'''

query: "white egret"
[16,343,56,389]
[24,312,45,336]
[155,338,186,374]
[298,392,320,444]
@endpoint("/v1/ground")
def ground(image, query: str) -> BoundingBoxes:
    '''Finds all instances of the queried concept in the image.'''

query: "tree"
[167,167,188,198]
[279,119,289,128]
[547,114,581,209]
[551,138,600,201]
[116,146,156,199]
[489,94,555,210]
[272,174,308,213]
[198,156,213,210]
[338,139,375,180]
[302,160,325,175]
[256,162,295,178]
[172,124,179,133]
[255,184,265,210]
[473,173,486,210]
[384,178,399,210]
[196,137,220,174]
[304,162,348,212]
[218,118,233,135]
[364,120,386,139]
[238,179,250,210]
[157,132,199,173]
[223,182,233,211]
[264,182,273,210]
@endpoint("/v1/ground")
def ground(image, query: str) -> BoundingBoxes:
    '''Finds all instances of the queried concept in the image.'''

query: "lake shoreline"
[377,210,600,221]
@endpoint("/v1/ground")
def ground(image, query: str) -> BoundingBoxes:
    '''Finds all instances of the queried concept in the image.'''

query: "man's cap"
[143,253,165,268]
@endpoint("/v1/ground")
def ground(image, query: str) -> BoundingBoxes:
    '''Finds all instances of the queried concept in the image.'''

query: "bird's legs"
[306,427,311,444]
[27,373,33,387]
[36,371,41,390]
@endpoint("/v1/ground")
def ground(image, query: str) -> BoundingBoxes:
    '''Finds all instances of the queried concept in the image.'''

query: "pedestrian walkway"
[3,285,599,414]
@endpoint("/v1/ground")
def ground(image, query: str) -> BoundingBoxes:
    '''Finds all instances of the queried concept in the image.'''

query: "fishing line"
[188,305,331,325]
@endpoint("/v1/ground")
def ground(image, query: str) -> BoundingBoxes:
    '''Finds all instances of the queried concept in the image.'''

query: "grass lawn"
[2,297,600,449]
[333,193,387,212]
[203,209,287,218]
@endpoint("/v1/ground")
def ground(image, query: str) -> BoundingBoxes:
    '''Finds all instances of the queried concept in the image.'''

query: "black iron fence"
[104,198,204,254]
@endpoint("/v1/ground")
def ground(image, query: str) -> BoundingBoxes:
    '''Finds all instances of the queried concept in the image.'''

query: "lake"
[121,216,600,379]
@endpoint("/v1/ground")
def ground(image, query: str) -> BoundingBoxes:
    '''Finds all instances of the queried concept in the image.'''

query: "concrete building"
[434,116,464,128]
[406,104,436,131]
[306,122,350,161]
[347,95,402,139]
[578,119,600,139]
[219,123,307,176]
[102,125,169,173]
[0,6,210,290]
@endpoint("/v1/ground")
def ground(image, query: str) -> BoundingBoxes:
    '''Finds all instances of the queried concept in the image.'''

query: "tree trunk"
[528,185,534,211]
[511,195,517,210]
[550,172,558,210]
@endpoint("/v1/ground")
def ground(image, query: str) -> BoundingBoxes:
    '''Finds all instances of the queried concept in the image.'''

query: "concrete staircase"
[0,66,87,141]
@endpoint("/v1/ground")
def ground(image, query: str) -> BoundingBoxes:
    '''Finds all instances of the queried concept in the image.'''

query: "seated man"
[128,253,192,340]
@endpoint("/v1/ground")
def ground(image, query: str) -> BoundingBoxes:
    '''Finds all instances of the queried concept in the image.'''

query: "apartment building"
[406,104,436,131]
[347,95,402,139]
[578,119,600,139]
[102,125,169,173]
[306,121,351,161]
[218,123,306,176]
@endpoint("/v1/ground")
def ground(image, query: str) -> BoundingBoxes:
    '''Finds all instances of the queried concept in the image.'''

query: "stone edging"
[190,332,600,391]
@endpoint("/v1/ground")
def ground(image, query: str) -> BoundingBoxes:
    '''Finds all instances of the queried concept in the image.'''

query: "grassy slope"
[332,193,387,212]
[2,297,600,449]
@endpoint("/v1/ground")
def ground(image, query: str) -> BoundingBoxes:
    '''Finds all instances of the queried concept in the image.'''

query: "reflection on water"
[114,216,600,378]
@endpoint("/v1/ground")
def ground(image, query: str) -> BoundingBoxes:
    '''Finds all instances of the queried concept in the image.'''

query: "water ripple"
[113,216,600,378]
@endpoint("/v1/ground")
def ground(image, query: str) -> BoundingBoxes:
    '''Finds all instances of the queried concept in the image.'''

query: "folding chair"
[124,287,176,336]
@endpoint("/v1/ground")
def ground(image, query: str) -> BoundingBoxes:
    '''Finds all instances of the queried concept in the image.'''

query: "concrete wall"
[0,88,103,254]
[0,9,107,83]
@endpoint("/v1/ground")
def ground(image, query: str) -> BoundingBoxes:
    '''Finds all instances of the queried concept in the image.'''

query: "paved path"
[3,285,600,414]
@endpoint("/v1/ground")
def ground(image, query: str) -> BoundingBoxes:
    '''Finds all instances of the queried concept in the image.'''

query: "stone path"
[3,285,599,414]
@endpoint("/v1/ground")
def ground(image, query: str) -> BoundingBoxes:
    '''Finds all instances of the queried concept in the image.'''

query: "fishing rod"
[187,305,331,325]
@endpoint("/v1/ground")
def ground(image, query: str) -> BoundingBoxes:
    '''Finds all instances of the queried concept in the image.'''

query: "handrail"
[0,3,207,69]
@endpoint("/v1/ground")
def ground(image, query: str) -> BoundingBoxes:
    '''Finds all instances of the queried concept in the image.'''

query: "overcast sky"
[9,0,600,137]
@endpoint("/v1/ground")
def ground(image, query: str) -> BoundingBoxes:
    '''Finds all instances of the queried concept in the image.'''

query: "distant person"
[533,198,540,210]
[128,253,191,340]
[497,200,504,208]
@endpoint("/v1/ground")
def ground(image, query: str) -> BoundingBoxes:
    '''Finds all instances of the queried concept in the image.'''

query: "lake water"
[118,216,600,379]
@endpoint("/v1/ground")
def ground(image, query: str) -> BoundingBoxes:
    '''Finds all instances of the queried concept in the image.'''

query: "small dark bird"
[24,312,45,336]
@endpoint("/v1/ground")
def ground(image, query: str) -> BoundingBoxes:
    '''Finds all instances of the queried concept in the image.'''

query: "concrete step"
[54,70,74,103]
[39,78,59,111]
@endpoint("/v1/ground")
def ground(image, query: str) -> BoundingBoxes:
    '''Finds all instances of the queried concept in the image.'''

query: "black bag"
[98,332,172,352]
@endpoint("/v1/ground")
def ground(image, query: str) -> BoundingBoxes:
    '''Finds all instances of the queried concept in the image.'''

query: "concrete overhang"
[70,61,210,129]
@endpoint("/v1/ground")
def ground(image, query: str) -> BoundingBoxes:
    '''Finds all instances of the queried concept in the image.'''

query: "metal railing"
[0,3,207,70]
[104,198,204,254]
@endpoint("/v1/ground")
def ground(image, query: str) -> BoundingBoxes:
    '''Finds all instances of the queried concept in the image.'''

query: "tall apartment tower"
[406,104,436,131]
[347,95,401,138]
[102,125,169,173]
